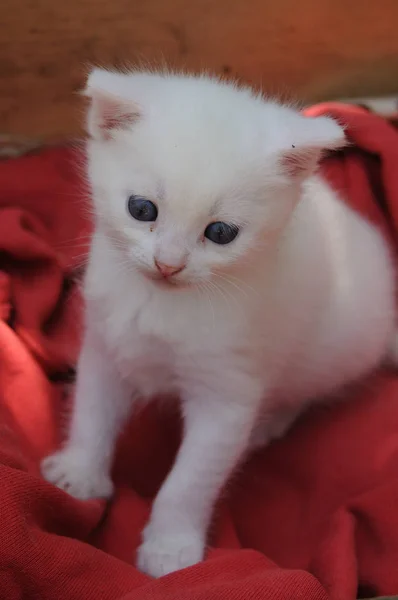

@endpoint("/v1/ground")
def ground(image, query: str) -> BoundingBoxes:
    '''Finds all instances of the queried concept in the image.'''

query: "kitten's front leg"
[137,380,262,578]
[41,326,133,500]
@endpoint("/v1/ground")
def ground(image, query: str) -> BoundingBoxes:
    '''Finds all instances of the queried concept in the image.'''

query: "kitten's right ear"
[279,114,346,180]
[83,69,141,140]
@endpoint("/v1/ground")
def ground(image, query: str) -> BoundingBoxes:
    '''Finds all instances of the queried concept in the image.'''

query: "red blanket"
[1,104,397,600]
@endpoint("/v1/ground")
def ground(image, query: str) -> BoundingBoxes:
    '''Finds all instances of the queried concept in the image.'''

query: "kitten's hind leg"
[41,327,134,500]
[249,405,303,451]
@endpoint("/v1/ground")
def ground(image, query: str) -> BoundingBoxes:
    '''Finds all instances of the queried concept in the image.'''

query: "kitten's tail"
[386,330,398,368]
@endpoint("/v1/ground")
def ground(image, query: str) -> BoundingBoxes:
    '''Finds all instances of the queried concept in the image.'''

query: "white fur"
[42,70,397,578]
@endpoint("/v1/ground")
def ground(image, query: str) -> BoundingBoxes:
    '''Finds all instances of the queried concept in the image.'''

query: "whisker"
[212,272,250,300]
[196,282,216,330]
[219,272,260,298]
[205,277,237,314]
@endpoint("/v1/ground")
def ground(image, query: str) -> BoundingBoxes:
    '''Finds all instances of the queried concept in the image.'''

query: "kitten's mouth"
[157,278,191,290]
[144,270,188,288]
[156,277,179,287]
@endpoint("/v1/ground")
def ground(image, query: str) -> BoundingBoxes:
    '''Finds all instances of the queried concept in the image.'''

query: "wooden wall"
[1,0,398,140]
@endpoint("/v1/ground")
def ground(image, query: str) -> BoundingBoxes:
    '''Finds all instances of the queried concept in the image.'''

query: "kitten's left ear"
[280,115,346,179]
[83,69,141,140]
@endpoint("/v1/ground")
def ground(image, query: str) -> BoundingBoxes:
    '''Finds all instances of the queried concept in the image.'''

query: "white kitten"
[42,69,397,578]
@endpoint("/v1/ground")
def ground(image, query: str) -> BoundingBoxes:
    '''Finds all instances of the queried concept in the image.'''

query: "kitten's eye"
[127,195,158,222]
[204,222,240,245]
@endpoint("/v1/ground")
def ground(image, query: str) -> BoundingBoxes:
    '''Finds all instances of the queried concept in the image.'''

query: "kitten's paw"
[137,527,204,578]
[41,448,113,500]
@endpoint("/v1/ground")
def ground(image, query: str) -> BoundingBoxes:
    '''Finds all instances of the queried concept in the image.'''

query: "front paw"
[137,524,205,578]
[41,447,114,500]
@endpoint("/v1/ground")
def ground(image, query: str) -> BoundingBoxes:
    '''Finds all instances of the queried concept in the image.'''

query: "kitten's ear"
[83,70,141,140]
[280,115,346,179]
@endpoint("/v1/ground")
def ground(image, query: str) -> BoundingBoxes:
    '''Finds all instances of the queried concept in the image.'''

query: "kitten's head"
[84,69,345,287]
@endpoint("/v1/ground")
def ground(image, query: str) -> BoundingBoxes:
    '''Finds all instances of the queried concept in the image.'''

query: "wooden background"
[1,0,398,140]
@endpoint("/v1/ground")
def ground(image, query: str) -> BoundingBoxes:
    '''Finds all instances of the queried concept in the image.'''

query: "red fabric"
[0,104,398,600]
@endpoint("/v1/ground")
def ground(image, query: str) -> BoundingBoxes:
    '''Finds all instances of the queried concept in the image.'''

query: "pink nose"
[154,260,186,278]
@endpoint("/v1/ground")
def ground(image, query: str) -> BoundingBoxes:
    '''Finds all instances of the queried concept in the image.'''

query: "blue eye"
[127,195,158,222]
[204,222,240,245]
